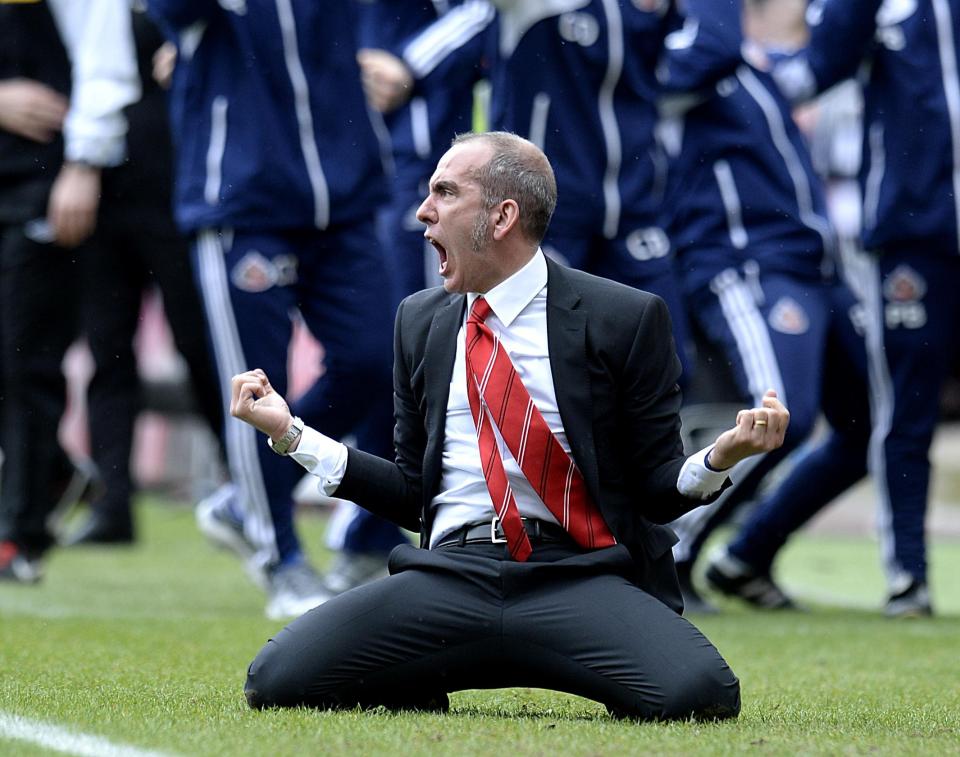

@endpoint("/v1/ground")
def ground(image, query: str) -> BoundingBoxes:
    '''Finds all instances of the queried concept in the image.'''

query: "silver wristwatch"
[268,416,304,455]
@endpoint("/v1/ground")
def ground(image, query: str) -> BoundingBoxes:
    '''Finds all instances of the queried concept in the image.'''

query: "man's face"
[416,141,498,294]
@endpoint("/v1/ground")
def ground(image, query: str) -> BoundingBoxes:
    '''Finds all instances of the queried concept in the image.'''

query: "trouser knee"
[243,638,333,710]
[612,665,741,722]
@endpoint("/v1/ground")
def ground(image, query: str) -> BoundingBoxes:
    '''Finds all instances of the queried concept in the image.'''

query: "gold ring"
[754,419,768,427]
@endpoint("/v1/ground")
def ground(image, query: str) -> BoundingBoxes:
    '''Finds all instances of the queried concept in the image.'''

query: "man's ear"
[491,199,521,241]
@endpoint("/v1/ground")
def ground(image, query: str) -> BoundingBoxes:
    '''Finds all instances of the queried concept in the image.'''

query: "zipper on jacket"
[713,159,748,250]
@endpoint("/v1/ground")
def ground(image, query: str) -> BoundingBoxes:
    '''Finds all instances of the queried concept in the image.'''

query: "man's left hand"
[707,389,789,470]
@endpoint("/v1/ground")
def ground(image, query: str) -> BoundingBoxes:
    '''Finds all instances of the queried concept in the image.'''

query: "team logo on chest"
[767,297,810,335]
[883,264,927,329]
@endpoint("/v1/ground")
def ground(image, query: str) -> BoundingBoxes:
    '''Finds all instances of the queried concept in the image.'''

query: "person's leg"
[71,220,142,543]
[193,228,327,619]
[718,281,871,576]
[0,224,82,559]
[671,272,829,569]
[293,221,407,576]
[245,545,502,710]
[144,214,223,439]
[863,250,960,606]
[501,547,740,720]
[246,543,739,721]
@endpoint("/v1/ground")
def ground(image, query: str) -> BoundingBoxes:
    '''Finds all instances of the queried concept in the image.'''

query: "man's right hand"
[231,369,295,443]
[0,78,68,143]
[357,48,414,113]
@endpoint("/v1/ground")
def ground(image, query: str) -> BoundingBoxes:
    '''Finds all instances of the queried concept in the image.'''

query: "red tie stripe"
[465,297,615,558]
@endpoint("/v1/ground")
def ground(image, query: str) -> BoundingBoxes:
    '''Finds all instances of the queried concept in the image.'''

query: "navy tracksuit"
[655,0,868,567]
[148,0,407,569]
[399,0,752,384]
[352,0,476,301]
[728,0,960,591]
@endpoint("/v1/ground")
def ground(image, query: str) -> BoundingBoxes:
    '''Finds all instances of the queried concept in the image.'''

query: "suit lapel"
[545,259,601,505]
[422,293,466,502]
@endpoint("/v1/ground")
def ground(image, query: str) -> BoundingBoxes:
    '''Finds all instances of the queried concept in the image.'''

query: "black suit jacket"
[336,257,723,611]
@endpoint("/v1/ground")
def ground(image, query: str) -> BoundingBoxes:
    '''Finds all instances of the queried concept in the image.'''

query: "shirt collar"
[467,249,547,327]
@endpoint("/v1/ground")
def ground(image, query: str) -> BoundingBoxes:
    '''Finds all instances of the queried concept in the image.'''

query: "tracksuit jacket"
[657,0,833,295]
[147,0,389,233]
[400,0,742,242]
[774,0,960,257]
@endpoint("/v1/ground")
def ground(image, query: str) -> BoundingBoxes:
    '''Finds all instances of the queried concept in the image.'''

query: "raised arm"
[769,0,883,103]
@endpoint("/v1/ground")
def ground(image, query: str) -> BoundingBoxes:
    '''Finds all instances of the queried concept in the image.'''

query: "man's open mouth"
[428,237,449,276]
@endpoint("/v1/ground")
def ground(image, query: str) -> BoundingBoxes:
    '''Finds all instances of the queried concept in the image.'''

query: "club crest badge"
[883,264,926,302]
[883,265,927,328]
[768,297,809,335]
[231,250,277,293]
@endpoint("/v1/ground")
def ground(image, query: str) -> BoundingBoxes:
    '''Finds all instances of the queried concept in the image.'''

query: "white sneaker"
[195,483,268,589]
[265,562,333,621]
[323,552,389,595]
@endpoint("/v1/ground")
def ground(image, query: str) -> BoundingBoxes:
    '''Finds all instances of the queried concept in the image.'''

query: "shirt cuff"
[288,426,348,496]
[676,445,731,500]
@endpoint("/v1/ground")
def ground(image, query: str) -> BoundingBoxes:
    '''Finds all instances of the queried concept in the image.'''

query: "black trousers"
[245,542,741,721]
[82,206,222,521]
[0,222,81,552]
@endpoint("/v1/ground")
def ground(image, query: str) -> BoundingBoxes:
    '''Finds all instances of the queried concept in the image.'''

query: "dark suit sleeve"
[622,296,716,523]
[332,299,424,532]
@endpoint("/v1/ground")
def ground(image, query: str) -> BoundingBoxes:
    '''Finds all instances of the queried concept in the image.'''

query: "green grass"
[1,497,959,756]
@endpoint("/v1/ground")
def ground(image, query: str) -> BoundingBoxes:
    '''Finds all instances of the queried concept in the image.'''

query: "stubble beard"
[471,210,493,254]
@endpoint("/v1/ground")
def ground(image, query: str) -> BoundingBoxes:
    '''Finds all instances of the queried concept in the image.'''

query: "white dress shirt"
[48,0,141,167]
[290,250,729,546]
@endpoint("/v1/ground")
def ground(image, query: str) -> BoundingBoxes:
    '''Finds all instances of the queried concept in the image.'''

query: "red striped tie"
[465,297,615,561]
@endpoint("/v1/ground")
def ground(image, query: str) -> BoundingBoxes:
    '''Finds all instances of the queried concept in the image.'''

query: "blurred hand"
[357,48,414,113]
[152,42,178,89]
[707,390,789,470]
[47,162,101,248]
[231,369,295,442]
[0,78,68,143]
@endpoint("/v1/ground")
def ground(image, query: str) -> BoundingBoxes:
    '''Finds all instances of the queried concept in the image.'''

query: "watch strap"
[268,416,304,456]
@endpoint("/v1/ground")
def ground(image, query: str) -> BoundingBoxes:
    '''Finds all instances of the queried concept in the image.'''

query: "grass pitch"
[1,497,958,756]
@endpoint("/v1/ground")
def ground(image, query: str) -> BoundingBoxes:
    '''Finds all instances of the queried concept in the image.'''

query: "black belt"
[434,517,575,549]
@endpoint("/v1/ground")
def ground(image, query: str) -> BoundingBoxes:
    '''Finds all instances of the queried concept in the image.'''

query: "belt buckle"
[490,517,507,544]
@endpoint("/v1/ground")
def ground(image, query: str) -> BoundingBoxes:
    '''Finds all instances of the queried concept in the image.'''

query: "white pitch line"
[0,711,178,757]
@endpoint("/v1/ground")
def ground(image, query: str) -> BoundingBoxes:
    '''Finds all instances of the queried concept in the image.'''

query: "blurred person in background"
[656,0,869,613]
[323,0,479,593]
[706,0,960,617]
[0,0,139,581]
[704,0,960,617]
[356,0,756,389]
[63,3,224,548]
[147,0,402,619]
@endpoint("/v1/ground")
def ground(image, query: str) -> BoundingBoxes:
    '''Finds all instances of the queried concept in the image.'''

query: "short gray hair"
[452,131,557,244]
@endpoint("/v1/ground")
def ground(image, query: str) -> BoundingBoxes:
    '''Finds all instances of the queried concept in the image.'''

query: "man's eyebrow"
[431,179,458,194]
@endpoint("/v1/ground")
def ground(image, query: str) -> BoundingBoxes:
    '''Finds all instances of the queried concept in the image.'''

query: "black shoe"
[885,579,932,618]
[704,547,796,610]
[676,560,719,615]
[61,511,134,546]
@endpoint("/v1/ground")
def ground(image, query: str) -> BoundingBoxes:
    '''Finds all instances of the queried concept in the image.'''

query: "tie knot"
[469,296,493,325]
